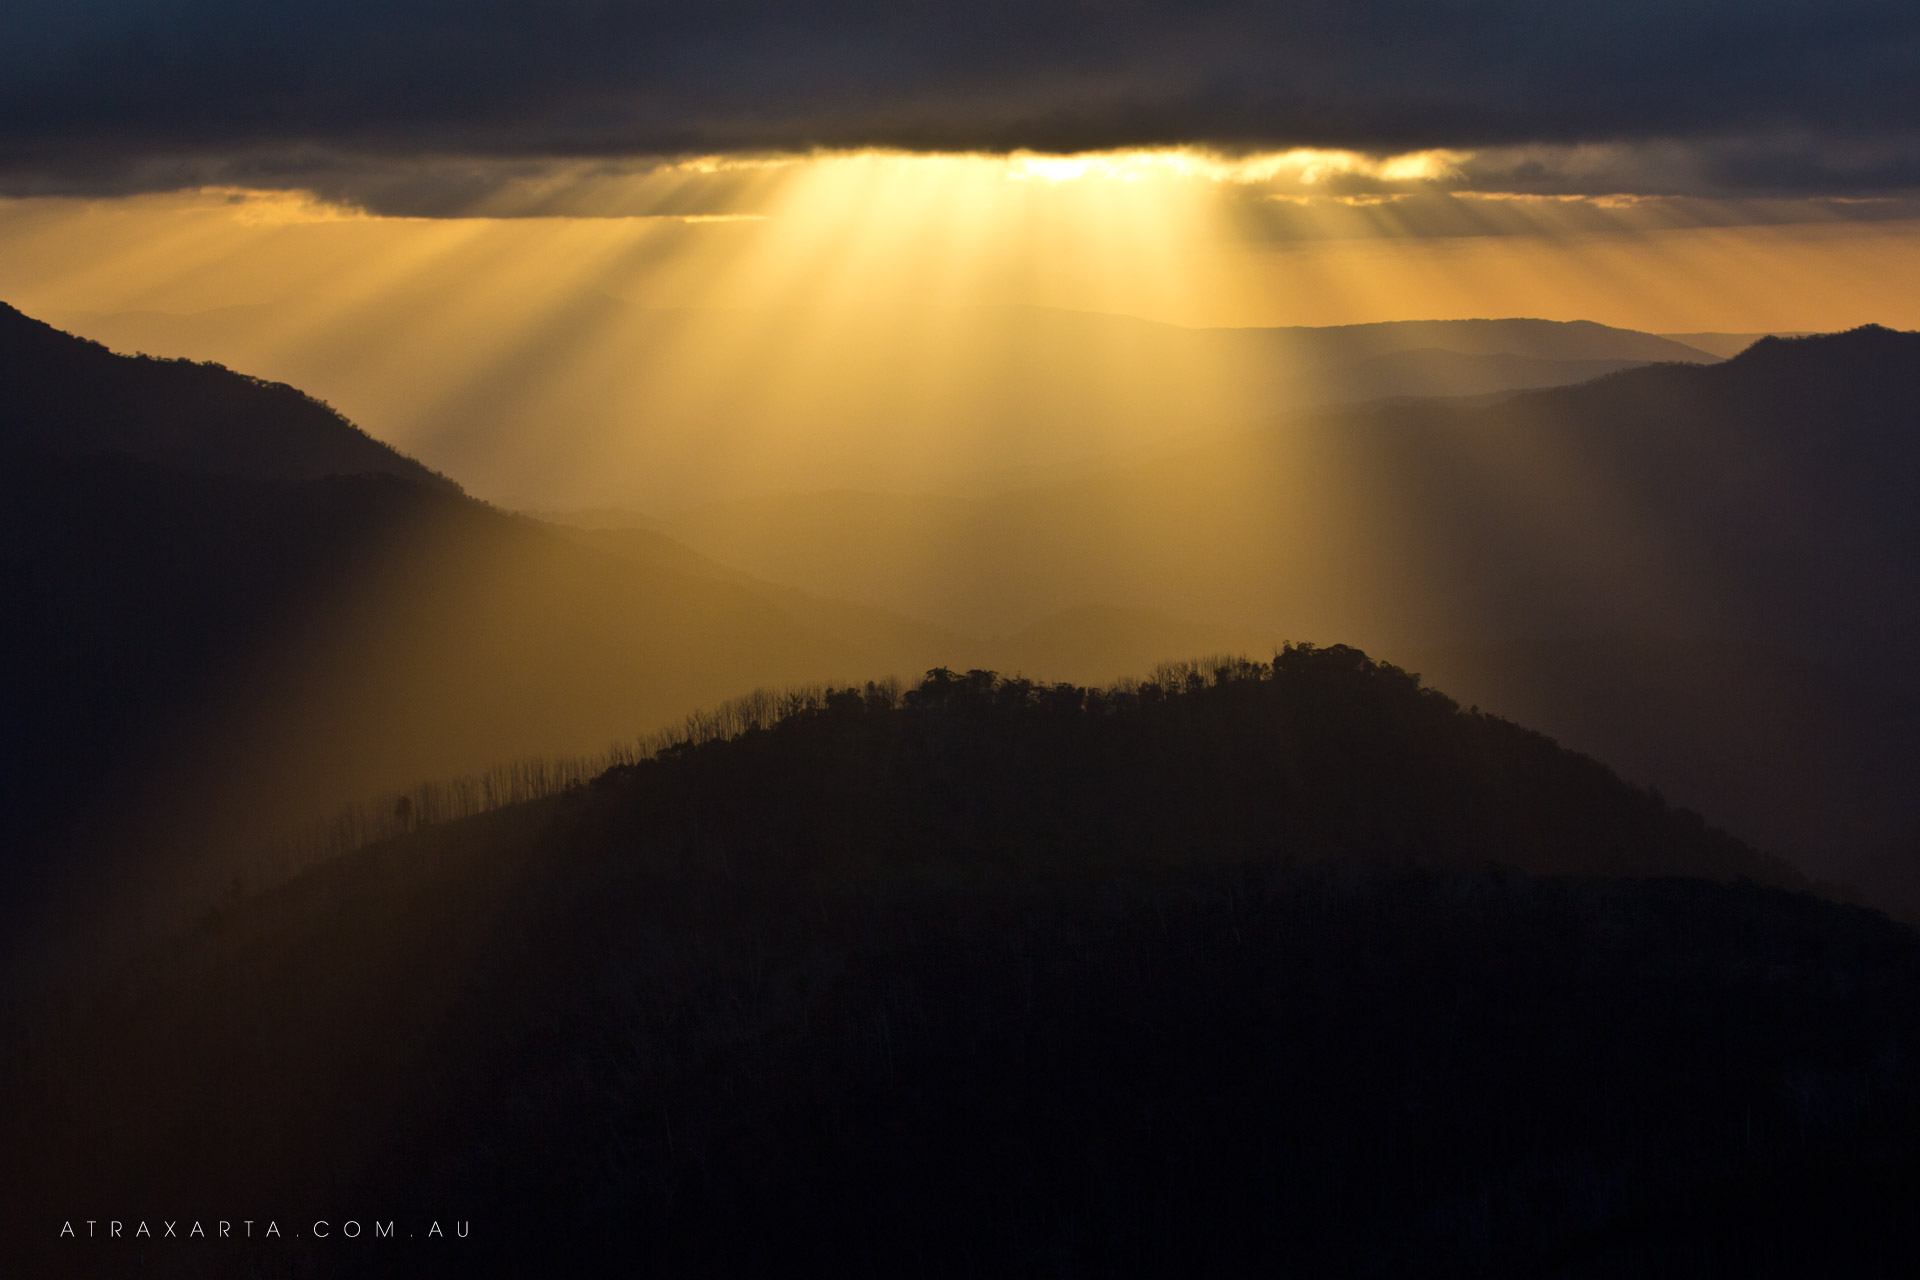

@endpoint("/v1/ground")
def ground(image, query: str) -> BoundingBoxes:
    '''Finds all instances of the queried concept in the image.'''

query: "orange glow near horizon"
[5,150,1920,511]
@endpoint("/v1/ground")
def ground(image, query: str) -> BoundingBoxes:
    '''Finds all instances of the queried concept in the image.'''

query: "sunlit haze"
[6,149,1920,508]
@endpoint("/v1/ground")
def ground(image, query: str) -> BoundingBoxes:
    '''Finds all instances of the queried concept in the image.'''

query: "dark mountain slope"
[1399,634,1920,902]
[11,655,1920,1278]
[0,301,455,489]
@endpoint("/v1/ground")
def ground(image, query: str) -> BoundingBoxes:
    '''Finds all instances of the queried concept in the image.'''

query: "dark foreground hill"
[8,652,1918,1278]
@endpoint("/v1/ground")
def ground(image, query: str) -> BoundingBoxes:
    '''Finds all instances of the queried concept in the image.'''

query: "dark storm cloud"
[2,0,1918,204]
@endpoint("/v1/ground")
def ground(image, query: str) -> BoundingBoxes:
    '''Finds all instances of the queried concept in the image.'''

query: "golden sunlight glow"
[5,148,1920,516]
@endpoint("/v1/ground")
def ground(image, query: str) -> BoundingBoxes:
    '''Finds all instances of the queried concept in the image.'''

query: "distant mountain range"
[35,300,1733,506]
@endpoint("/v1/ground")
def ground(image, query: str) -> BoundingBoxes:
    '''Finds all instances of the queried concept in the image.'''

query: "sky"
[4,2,1919,505]
[6,2,1919,202]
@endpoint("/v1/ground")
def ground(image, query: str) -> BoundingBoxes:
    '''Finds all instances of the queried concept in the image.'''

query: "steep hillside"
[0,302,455,489]
[1397,634,1920,901]
[11,654,1920,1279]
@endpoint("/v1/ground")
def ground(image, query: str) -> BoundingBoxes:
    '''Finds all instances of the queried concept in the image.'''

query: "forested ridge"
[8,649,1917,1277]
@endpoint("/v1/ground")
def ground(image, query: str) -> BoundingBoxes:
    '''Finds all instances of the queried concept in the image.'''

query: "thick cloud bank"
[3,0,1918,203]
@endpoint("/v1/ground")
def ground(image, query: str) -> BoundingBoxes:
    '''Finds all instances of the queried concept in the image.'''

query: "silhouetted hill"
[576,650,1788,885]
[0,301,456,489]
[11,656,1920,1278]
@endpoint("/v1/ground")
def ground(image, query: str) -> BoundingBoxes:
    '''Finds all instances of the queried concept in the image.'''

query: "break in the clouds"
[3,0,1918,209]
